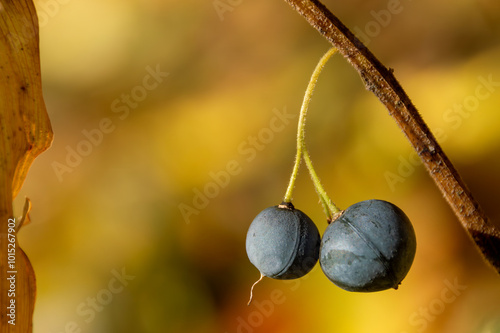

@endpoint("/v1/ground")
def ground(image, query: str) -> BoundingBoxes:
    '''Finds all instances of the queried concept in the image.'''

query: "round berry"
[320,199,416,292]
[246,203,321,279]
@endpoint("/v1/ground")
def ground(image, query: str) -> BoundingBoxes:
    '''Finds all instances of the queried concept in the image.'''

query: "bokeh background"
[13,0,500,332]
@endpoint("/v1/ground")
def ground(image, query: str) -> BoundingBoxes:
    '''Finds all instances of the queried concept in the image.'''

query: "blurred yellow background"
[13,0,500,332]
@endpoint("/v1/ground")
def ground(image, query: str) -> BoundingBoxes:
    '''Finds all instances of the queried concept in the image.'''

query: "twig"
[283,0,500,274]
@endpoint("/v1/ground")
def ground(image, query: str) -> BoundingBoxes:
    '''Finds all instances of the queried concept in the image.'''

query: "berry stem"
[303,148,340,220]
[283,47,341,220]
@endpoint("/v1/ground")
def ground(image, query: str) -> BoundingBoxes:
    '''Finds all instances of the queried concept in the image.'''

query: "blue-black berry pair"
[246,199,416,292]
[245,48,417,302]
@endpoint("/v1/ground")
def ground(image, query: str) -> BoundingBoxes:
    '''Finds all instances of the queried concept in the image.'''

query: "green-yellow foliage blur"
[16,0,500,332]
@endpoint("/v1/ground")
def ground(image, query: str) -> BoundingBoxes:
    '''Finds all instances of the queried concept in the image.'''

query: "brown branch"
[283,0,500,274]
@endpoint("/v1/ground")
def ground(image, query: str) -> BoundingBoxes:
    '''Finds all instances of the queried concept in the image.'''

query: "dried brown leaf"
[1,1,53,331]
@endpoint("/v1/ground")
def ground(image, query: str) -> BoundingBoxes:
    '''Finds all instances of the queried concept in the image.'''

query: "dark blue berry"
[320,199,416,292]
[246,203,321,279]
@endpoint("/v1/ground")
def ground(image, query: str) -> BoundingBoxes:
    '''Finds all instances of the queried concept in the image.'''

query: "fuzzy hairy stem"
[283,0,500,274]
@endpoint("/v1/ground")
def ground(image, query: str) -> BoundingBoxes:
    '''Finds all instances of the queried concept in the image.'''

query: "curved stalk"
[283,47,341,220]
